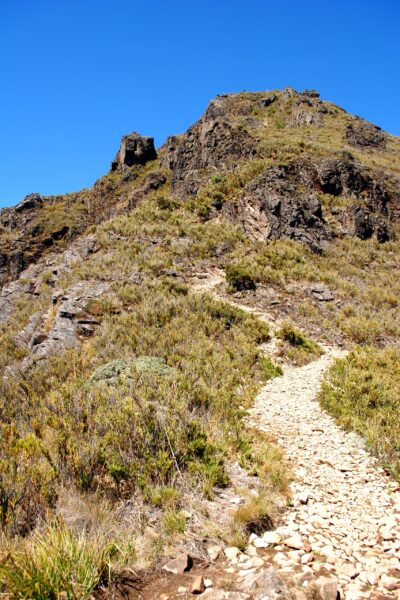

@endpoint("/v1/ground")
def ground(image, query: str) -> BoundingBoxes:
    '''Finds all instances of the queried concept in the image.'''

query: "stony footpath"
[176,272,400,600]
[246,349,400,599]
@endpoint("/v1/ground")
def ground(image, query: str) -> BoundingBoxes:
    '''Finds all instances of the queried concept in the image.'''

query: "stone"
[284,535,303,550]
[201,591,226,600]
[111,131,157,170]
[237,567,289,599]
[381,574,400,591]
[314,577,339,600]
[345,120,386,149]
[224,547,241,561]
[162,553,192,574]
[298,491,310,504]
[262,531,282,545]
[204,579,213,588]
[309,284,335,302]
[252,536,268,548]
[259,94,277,107]
[340,562,359,579]
[191,576,205,594]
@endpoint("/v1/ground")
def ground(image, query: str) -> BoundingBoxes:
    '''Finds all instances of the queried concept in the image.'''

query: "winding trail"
[190,271,400,599]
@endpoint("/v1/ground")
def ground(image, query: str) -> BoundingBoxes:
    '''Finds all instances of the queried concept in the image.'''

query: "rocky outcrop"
[226,157,394,251]
[14,193,43,213]
[345,120,387,149]
[163,101,257,197]
[230,165,329,253]
[111,132,157,171]
[0,235,99,325]
[18,280,110,369]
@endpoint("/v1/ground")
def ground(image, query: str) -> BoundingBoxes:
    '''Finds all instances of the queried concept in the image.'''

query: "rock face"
[345,120,386,149]
[163,99,257,197]
[111,132,157,171]
[18,280,110,369]
[231,163,328,253]
[225,157,393,252]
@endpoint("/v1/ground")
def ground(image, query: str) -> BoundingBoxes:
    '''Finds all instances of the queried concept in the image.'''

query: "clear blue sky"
[0,0,399,207]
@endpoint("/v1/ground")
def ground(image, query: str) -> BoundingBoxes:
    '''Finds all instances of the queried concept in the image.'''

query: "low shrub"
[276,321,323,365]
[225,264,257,291]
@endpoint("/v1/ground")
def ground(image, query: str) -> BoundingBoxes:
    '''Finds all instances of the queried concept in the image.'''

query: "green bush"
[276,321,323,365]
[225,264,257,291]
[260,357,282,380]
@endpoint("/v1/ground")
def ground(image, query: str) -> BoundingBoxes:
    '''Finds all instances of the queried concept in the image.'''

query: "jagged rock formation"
[111,131,157,171]
[163,98,257,197]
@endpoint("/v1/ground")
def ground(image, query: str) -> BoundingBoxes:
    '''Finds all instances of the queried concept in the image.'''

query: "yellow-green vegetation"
[0,523,119,599]
[320,346,400,479]
[228,232,400,345]
[276,320,323,365]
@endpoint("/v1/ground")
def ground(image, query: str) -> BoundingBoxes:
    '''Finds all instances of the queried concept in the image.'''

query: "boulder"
[111,132,157,171]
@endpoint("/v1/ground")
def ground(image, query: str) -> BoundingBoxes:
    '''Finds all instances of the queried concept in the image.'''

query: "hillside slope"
[0,87,399,599]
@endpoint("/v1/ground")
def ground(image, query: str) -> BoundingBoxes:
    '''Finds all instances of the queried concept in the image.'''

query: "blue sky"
[0,1,399,207]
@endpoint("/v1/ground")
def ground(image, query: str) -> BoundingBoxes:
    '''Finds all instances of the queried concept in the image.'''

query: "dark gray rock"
[259,94,277,107]
[345,120,386,149]
[230,163,329,253]
[164,117,257,197]
[111,132,157,171]
[15,193,43,213]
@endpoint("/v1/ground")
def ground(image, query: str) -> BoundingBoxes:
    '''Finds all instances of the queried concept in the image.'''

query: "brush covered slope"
[0,87,399,597]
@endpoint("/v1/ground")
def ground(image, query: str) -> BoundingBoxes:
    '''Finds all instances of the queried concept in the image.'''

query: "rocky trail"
[142,272,400,600]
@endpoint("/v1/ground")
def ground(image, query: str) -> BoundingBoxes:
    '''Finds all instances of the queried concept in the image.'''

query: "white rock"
[284,535,303,550]
[224,547,240,561]
[252,536,268,548]
[262,531,281,545]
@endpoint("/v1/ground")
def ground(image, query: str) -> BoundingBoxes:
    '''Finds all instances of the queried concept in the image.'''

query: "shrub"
[225,264,257,291]
[276,321,323,365]
[259,357,282,380]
